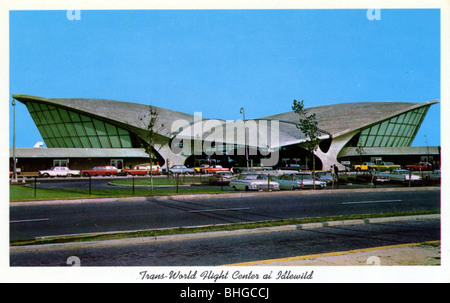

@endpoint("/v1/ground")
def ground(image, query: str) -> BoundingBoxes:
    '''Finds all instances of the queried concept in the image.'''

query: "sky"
[8,9,441,148]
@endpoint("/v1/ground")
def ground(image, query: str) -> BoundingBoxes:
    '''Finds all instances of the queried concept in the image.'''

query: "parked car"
[81,166,121,177]
[370,162,401,171]
[209,171,236,185]
[230,173,280,191]
[384,169,422,183]
[201,165,230,174]
[39,166,81,177]
[193,164,210,173]
[168,165,195,175]
[353,162,376,171]
[233,164,273,173]
[369,171,391,183]
[121,164,160,176]
[424,170,441,184]
[276,164,307,171]
[314,171,335,184]
[273,173,327,190]
[406,162,433,171]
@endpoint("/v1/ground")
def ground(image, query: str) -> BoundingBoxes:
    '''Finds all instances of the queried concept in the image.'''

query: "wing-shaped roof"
[14,94,438,148]
[260,101,439,139]
[13,94,195,138]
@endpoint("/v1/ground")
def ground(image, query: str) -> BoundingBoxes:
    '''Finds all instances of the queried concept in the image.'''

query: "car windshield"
[394,170,409,174]
[243,174,267,180]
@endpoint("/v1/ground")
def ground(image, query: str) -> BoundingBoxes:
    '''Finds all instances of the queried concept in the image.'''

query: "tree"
[292,99,322,189]
[139,105,164,194]
[355,143,366,171]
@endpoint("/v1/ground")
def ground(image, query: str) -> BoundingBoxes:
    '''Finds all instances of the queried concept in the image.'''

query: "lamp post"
[240,107,249,171]
[12,98,17,182]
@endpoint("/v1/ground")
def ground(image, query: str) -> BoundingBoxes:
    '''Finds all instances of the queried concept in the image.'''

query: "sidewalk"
[234,240,441,266]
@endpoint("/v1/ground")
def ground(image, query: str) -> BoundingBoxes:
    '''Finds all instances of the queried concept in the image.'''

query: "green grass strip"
[9,183,225,202]
[10,209,440,247]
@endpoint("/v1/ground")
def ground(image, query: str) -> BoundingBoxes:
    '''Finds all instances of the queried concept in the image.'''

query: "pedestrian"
[334,164,339,181]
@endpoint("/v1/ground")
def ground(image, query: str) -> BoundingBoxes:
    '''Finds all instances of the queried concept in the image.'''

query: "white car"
[385,169,422,183]
[39,166,80,177]
[273,173,327,190]
[230,173,280,191]
[168,165,195,175]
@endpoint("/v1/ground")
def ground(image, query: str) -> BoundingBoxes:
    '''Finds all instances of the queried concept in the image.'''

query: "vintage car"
[276,164,308,171]
[406,162,433,171]
[352,162,376,171]
[81,166,121,177]
[38,166,81,177]
[230,173,280,191]
[168,165,195,175]
[359,171,391,184]
[208,171,236,185]
[314,171,336,184]
[273,173,327,190]
[424,170,441,184]
[370,162,401,171]
[384,169,422,183]
[121,164,160,176]
[193,164,210,173]
[201,165,229,174]
[233,164,273,174]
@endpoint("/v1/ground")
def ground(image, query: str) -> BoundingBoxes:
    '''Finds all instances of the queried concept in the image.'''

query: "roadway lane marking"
[10,218,49,223]
[188,207,250,213]
[341,199,402,205]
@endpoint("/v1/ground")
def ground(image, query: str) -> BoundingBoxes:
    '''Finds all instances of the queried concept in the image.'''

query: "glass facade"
[355,106,429,148]
[25,102,134,148]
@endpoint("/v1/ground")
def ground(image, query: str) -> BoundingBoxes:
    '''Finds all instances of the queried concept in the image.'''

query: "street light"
[240,107,249,171]
[12,98,17,182]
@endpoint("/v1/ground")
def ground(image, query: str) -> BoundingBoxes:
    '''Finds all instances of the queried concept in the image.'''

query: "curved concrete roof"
[12,94,195,139]
[174,100,439,148]
[13,94,438,148]
[260,100,439,139]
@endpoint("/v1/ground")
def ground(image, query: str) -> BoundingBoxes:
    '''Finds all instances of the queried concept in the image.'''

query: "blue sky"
[9,9,441,147]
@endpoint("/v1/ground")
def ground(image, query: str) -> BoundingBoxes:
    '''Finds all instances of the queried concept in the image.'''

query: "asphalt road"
[10,217,440,266]
[10,188,440,242]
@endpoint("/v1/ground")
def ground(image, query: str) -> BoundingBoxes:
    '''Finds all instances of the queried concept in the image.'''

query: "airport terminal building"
[10,94,440,173]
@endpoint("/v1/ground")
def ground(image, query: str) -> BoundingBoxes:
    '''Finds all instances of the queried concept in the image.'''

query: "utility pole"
[240,107,249,171]
[12,98,17,183]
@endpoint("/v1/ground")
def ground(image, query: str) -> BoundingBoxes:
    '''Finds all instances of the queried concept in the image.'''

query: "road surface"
[10,216,440,266]
[10,188,440,242]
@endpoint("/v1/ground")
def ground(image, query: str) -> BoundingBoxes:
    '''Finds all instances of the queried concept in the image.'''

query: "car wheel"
[43,173,49,178]
[83,172,90,177]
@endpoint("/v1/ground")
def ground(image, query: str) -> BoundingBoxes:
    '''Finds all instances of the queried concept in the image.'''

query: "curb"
[10,214,440,252]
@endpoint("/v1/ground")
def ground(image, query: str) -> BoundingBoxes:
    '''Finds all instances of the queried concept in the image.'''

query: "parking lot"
[10,168,441,199]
